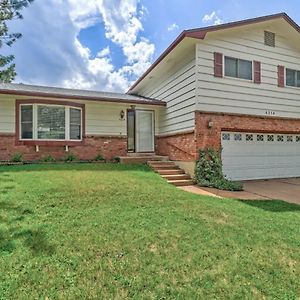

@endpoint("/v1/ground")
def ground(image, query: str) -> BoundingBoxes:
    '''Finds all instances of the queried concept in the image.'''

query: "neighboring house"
[1,13,300,181]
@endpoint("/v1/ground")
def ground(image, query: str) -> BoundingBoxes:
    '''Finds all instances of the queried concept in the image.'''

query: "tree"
[0,0,34,83]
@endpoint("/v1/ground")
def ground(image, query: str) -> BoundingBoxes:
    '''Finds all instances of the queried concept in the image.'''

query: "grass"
[0,163,299,299]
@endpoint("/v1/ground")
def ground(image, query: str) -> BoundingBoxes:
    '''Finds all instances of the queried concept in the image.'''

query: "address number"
[265,110,275,116]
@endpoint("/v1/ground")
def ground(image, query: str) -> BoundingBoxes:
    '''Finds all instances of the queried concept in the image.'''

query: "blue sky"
[3,0,300,92]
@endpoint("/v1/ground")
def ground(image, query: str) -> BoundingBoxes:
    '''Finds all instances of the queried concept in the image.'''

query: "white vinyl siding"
[85,102,160,136]
[0,97,161,137]
[196,29,300,118]
[0,97,15,133]
[136,57,196,134]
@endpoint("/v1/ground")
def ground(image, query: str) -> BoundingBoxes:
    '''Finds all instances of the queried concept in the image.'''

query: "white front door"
[136,110,154,152]
[221,131,300,180]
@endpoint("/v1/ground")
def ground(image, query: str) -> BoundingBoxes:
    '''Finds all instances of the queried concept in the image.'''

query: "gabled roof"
[128,13,300,92]
[0,83,166,106]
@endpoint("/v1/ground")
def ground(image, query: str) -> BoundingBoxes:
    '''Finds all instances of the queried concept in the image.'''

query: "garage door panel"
[221,132,300,180]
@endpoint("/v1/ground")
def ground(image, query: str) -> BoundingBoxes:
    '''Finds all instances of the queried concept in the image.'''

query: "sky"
[2,0,300,92]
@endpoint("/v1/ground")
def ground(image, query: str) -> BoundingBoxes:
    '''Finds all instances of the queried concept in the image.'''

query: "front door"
[127,110,154,153]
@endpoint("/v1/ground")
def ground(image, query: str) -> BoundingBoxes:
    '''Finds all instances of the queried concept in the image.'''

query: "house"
[1,13,300,181]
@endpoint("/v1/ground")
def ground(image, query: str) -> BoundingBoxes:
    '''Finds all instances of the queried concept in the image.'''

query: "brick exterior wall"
[155,131,197,161]
[195,111,300,151]
[0,134,127,162]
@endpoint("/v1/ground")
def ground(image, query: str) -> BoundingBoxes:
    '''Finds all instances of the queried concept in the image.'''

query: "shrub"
[10,153,23,163]
[95,154,105,162]
[195,148,243,191]
[111,156,120,163]
[65,153,77,162]
[41,155,56,163]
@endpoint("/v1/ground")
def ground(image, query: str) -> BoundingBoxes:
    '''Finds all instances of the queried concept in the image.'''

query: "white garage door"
[221,132,300,181]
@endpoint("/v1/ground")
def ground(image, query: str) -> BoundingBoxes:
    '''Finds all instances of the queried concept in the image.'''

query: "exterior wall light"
[120,110,125,120]
[208,120,214,129]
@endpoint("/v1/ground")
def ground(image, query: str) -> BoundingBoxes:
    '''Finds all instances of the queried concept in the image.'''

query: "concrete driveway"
[241,178,300,205]
[183,178,300,205]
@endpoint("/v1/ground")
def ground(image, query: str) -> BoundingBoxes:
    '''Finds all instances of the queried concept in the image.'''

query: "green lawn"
[0,163,299,299]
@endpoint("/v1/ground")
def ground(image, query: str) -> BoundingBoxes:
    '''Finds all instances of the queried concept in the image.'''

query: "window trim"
[223,56,253,81]
[16,99,85,146]
[286,68,300,88]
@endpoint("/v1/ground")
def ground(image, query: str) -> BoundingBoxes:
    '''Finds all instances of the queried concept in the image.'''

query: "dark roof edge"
[0,89,166,106]
[128,13,299,92]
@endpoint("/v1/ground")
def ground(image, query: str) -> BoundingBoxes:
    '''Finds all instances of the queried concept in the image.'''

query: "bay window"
[20,104,82,141]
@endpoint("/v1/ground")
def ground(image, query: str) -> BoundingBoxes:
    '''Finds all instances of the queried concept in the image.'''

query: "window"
[20,105,33,139]
[257,135,264,142]
[70,108,82,140]
[20,104,82,141]
[37,106,65,140]
[222,133,230,141]
[246,134,253,141]
[225,57,252,80]
[286,68,300,88]
[277,135,284,142]
[234,133,242,141]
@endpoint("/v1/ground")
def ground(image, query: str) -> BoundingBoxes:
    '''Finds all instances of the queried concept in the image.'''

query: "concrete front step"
[148,161,176,167]
[151,164,180,170]
[156,169,185,175]
[162,174,190,180]
[120,155,169,164]
[167,179,194,187]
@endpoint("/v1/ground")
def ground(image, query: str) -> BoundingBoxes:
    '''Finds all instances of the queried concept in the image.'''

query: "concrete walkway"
[180,178,300,205]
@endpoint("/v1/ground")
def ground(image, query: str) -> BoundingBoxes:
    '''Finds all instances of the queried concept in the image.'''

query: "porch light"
[120,110,125,120]
[208,120,214,129]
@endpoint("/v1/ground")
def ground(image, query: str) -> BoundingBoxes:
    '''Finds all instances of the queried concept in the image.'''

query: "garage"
[221,131,300,181]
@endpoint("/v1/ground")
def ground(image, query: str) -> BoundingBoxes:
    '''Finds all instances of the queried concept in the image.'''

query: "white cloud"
[202,11,223,25]
[5,0,155,92]
[167,23,179,32]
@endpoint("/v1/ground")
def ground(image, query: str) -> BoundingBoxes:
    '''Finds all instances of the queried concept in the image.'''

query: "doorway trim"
[127,109,155,153]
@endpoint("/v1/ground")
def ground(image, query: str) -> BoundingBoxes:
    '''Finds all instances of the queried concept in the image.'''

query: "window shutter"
[278,65,285,87]
[214,52,223,77]
[253,61,261,84]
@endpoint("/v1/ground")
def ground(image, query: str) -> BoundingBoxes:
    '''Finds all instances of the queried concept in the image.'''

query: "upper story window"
[224,57,253,80]
[20,104,82,141]
[286,68,300,88]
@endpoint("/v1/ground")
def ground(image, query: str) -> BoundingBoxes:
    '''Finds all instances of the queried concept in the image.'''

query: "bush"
[41,155,56,163]
[10,153,23,163]
[65,153,77,162]
[95,154,105,162]
[195,148,243,191]
[111,156,120,163]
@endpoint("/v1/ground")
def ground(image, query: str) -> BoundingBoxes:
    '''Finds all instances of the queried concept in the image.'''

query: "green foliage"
[95,154,105,162]
[0,0,34,82]
[111,156,120,163]
[10,152,23,162]
[0,163,299,299]
[41,155,56,163]
[195,148,243,191]
[64,153,77,162]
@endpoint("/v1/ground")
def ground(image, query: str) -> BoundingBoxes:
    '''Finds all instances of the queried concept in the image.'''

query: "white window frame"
[223,56,253,82]
[19,103,83,142]
[286,68,300,88]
